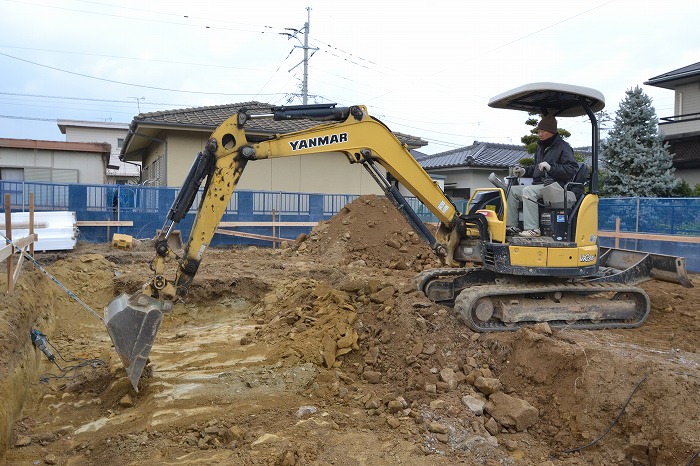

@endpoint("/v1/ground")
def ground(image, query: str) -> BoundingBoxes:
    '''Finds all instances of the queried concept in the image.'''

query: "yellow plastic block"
[112,233,134,250]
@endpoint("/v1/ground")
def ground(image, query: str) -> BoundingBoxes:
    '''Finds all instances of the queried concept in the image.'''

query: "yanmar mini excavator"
[105,83,693,390]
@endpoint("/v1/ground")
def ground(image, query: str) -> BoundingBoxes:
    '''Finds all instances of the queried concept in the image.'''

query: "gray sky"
[1,0,698,153]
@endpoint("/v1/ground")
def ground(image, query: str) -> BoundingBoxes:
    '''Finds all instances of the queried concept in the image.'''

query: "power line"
[70,0,289,33]
[0,91,192,107]
[4,0,289,35]
[0,51,286,97]
[487,0,618,56]
[0,115,57,122]
[312,42,373,70]
[0,45,276,73]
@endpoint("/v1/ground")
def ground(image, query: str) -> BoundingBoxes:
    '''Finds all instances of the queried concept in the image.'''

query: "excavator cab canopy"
[487,82,605,117]
[488,82,605,193]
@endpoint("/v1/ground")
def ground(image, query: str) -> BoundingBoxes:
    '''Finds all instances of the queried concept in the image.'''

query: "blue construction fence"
[1,181,698,272]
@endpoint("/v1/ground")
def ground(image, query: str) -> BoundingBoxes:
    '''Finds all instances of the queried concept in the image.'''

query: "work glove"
[538,161,551,172]
[512,165,526,177]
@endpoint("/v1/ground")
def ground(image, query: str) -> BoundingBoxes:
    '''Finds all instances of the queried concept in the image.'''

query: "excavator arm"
[105,103,472,390]
[152,104,468,301]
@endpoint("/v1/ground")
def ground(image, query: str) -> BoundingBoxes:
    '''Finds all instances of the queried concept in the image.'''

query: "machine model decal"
[437,200,450,214]
[289,133,348,151]
[579,253,596,263]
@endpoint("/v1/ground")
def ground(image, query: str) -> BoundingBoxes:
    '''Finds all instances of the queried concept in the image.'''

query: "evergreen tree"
[521,113,539,154]
[521,112,572,153]
[600,86,679,197]
[520,113,577,160]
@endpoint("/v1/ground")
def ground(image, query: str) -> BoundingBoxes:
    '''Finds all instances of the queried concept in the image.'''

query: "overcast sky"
[1,0,698,153]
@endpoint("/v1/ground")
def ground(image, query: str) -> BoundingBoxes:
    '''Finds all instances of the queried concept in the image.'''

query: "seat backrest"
[569,163,590,200]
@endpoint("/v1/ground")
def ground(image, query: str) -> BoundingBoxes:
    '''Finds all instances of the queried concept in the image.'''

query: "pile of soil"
[299,194,441,271]
[1,194,698,465]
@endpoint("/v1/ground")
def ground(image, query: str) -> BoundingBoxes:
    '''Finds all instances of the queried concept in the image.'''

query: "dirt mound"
[299,194,440,271]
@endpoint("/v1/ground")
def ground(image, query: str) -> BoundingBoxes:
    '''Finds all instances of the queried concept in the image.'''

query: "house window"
[117,138,124,149]
[143,157,162,186]
[22,168,79,183]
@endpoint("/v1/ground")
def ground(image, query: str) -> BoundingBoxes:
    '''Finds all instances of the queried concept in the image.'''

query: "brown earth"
[1,194,699,465]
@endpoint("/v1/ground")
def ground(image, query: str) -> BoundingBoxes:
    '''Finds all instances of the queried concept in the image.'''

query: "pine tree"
[521,112,573,154]
[601,86,679,197]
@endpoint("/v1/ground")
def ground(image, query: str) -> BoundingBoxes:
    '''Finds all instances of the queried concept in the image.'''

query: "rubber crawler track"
[453,282,650,332]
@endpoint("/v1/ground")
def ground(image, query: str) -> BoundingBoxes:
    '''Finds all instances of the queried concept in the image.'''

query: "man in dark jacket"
[506,115,578,237]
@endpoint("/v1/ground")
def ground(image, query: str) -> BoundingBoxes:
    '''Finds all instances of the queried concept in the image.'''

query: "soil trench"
[1,194,698,466]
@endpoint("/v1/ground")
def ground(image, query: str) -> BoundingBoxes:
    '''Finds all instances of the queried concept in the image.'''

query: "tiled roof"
[129,102,426,147]
[415,141,529,169]
[645,62,700,89]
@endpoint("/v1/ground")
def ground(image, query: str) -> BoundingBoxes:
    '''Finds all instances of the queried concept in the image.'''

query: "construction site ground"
[1,194,698,466]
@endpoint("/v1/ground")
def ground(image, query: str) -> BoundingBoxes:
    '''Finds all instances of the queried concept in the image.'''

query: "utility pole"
[301,7,311,105]
[281,7,318,104]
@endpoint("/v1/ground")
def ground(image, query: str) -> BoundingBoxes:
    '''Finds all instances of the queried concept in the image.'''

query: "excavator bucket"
[104,292,168,391]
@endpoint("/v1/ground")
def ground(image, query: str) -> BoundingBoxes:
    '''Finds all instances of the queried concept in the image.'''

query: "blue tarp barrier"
[1,180,698,272]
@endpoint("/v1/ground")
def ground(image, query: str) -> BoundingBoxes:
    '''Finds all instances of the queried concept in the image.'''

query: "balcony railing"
[659,112,700,137]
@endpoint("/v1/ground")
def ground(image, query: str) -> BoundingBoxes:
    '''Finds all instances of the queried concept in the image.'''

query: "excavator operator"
[506,115,579,237]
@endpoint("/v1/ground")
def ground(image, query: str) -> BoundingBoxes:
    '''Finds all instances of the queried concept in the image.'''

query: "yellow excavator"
[105,83,692,390]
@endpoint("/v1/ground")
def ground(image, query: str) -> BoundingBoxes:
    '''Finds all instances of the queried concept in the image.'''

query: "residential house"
[414,141,529,200]
[0,138,111,184]
[645,62,700,185]
[120,102,427,195]
[58,120,139,184]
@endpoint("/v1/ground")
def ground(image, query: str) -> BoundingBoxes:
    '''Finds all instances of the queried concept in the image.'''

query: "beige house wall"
[148,130,382,195]
[164,132,210,186]
[674,82,700,115]
[242,151,380,195]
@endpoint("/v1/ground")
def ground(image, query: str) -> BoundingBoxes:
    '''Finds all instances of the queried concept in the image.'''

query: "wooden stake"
[5,194,13,293]
[272,209,277,249]
[29,192,34,257]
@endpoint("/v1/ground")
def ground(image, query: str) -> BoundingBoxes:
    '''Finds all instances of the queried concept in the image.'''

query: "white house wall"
[0,147,105,184]
[62,123,138,179]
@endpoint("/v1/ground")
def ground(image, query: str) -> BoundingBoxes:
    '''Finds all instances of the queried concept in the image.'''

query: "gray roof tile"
[645,62,700,89]
[416,141,529,169]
